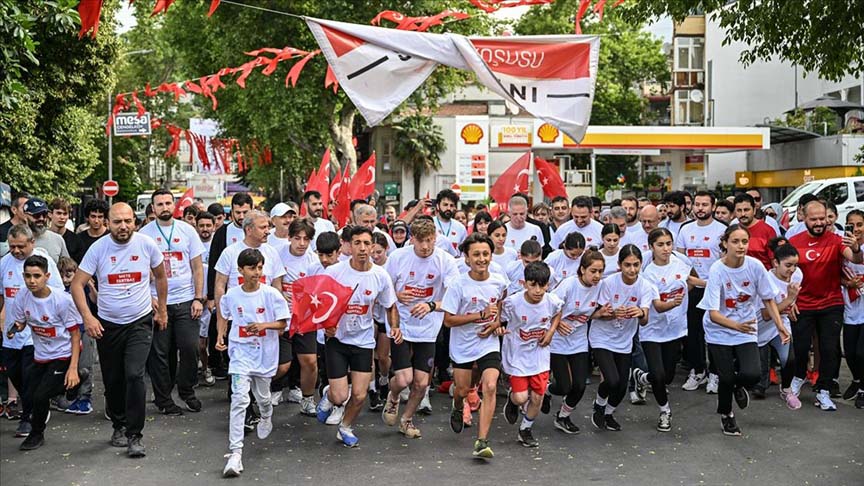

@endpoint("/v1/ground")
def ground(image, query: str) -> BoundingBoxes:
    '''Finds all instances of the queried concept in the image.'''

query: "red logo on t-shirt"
[687,249,709,258]
[238,326,265,337]
[427,274,435,280]
[409,271,415,278]
[630,296,638,302]
[519,328,547,341]
[471,297,478,304]
[404,286,433,298]
[131,255,139,261]
[490,297,497,303]
[107,272,143,284]
[31,326,57,338]
[173,238,180,243]
[236,306,244,315]
[4,287,18,298]
[299,272,306,277]
[41,315,49,322]
[364,289,372,296]
[742,281,750,287]
[703,236,711,241]
[110,256,117,263]
[256,307,265,314]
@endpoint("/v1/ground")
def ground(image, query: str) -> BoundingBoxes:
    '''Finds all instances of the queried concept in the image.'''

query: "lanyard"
[156,221,175,251]
[436,217,452,239]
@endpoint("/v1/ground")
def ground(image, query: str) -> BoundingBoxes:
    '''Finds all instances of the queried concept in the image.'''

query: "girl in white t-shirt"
[841,209,864,408]
[488,220,519,266]
[697,224,783,437]
[600,223,621,277]
[544,232,585,282]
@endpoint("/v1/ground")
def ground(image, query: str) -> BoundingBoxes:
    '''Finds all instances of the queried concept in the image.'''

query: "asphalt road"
[1,368,862,486]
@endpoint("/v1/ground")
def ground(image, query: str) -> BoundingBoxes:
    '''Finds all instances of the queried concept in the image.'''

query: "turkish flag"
[489,151,530,206]
[347,152,376,200]
[534,156,568,200]
[290,275,355,337]
[308,148,332,218]
[332,164,353,228]
[173,188,195,219]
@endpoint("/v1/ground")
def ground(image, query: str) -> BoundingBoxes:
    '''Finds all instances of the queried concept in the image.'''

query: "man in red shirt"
[789,200,863,411]
[734,193,777,269]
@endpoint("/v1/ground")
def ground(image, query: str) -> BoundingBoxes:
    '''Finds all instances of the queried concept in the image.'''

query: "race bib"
[162,251,184,278]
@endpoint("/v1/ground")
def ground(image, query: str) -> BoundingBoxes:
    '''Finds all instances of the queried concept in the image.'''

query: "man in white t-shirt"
[551,196,604,249]
[353,204,396,254]
[660,191,690,240]
[267,201,298,248]
[139,190,206,415]
[433,189,467,258]
[303,191,336,251]
[505,195,545,250]
[71,203,168,458]
[195,211,217,387]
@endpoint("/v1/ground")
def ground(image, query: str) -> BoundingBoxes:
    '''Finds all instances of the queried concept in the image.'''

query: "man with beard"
[384,204,397,224]
[303,191,335,251]
[789,200,863,411]
[23,198,68,263]
[195,212,217,387]
[660,191,690,240]
[139,189,206,415]
[551,196,603,250]
[433,189,466,258]
[549,196,570,232]
[734,193,777,269]
[73,199,109,263]
[677,191,727,393]
[620,197,644,248]
[71,203,168,458]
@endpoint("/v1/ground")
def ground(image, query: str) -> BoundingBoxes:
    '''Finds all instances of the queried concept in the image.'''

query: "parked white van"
[781,176,864,225]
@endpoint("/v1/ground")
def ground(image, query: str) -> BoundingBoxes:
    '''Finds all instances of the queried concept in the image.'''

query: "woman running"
[600,223,621,277]
[488,220,518,266]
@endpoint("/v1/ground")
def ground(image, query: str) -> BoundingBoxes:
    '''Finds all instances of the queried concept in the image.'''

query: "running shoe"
[721,415,741,436]
[300,396,317,416]
[449,400,464,434]
[553,413,580,434]
[829,379,841,399]
[472,439,493,458]
[326,405,344,425]
[517,427,539,448]
[503,392,519,425]
[706,373,720,395]
[5,399,20,420]
[286,387,302,404]
[368,391,383,411]
[842,381,860,401]
[629,390,646,405]
[418,387,433,415]
[222,452,243,477]
[734,386,750,410]
[185,398,202,413]
[541,392,551,415]
[244,410,260,434]
[337,426,359,447]
[590,402,605,430]
[790,376,805,397]
[110,427,128,447]
[657,411,671,432]
[682,370,707,391]
[201,368,216,387]
[158,403,184,416]
[856,391,864,409]
[257,416,273,439]
[270,390,283,407]
[779,389,802,410]
[127,436,146,458]
[14,420,32,438]
[399,418,422,438]
[813,389,837,411]
[399,387,410,402]
[603,414,621,431]
[19,432,44,451]
[316,386,333,423]
[382,393,399,426]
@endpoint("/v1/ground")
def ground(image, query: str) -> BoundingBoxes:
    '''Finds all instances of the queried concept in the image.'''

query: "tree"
[622,0,864,82]
[392,114,447,199]
[0,0,119,201]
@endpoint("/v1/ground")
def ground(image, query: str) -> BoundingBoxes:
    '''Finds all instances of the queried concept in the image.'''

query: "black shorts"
[325,338,373,379]
[278,333,293,365]
[391,340,436,373]
[292,331,317,355]
[375,320,387,335]
[452,352,501,373]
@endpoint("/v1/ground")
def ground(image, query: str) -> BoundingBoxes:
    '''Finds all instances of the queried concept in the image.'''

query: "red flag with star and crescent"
[534,156,568,200]
[290,275,355,337]
[489,151,530,206]
[173,187,195,218]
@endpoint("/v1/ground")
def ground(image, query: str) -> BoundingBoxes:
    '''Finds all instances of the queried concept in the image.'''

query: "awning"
[755,124,821,145]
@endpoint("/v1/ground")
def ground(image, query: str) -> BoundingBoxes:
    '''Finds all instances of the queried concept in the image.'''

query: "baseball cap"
[271,201,298,217]
[391,220,408,233]
[24,198,48,215]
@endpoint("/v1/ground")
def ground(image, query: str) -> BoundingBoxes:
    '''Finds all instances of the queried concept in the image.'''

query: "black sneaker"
[553,413,580,434]
[368,392,383,411]
[590,402,604,430]
[541,392,551,415]
[657,411,672,432]
[449,401,464,434]
[721,415,741,436]
[244,412,260,434]
[856,391,864,409]
[19,432,44,450]
[185,398,202,413]
[517,427,539,448]
[829,379,841,399]
[603,414,621,431]
[159,403,184,416]
[213,368,229,380]
[733,386,750,410]
[127,436,146,458]
[842,381,860,401]
[751,387,766,400]
[503,392,519,425]
[110,428,128,447]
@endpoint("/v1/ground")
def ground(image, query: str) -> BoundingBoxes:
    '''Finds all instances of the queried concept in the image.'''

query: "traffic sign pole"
[107,92,113,205]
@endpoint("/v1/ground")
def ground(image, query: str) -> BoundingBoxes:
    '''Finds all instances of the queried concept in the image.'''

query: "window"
[819,182,849,206]
[674,90,704,125]
[854,181,864,203]
[674,37,704,71]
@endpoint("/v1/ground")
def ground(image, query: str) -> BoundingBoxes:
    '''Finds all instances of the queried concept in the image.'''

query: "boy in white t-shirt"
[216,248,289,478]
[7,255,83,450]
[500,261,563,448]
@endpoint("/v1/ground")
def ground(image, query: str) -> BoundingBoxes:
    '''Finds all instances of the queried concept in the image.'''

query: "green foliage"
[392,114,447,199]
[0,0,119,202]
[622,0,864,81]
[773,107,841,136]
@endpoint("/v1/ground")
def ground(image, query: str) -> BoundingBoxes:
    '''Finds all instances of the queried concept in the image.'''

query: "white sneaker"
[814,390,837,411]
[270,390,283,407]
[399,387,410,402]
[300,396,317,416]
[418,387,432,415]
[630,390,646,405]
[286,387,302,404]
[706,374,719,394]
[790,376,805,397]
[682,370,707,391]
[222,452,243,477]
[257,416,273,439]
[326,405,344,425]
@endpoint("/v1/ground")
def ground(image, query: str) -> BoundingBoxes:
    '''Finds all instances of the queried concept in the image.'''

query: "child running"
[488,220,518,266]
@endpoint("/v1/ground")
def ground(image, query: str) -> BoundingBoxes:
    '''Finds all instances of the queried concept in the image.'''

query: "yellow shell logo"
[460,123,484,144]
[537,123,559,143]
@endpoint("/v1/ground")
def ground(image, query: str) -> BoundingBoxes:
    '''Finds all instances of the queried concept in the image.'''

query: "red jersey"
[746,220,778,269]
[789,230,846,310]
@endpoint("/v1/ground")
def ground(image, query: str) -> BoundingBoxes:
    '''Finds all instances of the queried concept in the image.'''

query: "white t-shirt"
[642,257,692,343]
[457,258,506,277]
[590,273,657,354]
[1,248,64,349]
[660,218,690,240]
[440,271,509,364]
[676,219,726,282]
[311,218,336,251]
[759,269,803,346]
[843,262,864,325]
[79,233,164,325]
[505,221,545,250]
[500,291,563,377]
[267,233,290,249]
[551,219,603,250]
[226,223,244,247]
[551,276,601,354]
[504,259,559,296]
[139,220,205,304]
[492,247,519,266]
[544,249,581,281]
[324,260,397,349]
[215,240,286,290]
[384,247,460,343]
[219,285,290,377]
[620,225,648,252]
[698,256,779,346]
[275,245,318,304]
[9,289,81,362]
[602,251,620,277]
[433,217,467,258]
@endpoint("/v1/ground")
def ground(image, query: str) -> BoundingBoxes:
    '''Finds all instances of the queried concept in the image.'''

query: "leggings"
[843,324,864,382]
[707,342,760,415]
[594,348,631,408]
[758,334,795,390]
[549,352,590,408]
[642,340,681,407]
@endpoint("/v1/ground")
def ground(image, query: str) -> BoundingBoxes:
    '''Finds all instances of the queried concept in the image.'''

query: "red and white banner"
[306,17,600,142]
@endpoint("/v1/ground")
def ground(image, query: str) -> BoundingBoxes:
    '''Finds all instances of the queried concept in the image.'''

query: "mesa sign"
[113,112,152,136]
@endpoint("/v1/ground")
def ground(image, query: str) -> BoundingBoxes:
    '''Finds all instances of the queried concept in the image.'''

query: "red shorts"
[509,371,549,396]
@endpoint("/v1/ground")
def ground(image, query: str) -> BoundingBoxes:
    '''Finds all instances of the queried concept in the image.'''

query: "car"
[781,176,864,226]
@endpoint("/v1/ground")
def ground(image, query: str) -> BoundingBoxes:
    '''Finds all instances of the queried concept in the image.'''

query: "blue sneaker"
[66,398,93,415]
[336,427,359,447]
[316,387,333,424]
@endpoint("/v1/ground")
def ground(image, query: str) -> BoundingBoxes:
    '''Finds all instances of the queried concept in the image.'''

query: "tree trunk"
[413,165,421,200]
[329,102,358,175]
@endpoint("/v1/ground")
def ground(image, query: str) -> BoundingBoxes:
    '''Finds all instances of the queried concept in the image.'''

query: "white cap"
[271,202,298,217]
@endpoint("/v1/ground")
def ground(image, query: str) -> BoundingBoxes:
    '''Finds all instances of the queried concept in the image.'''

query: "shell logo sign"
[536,123,560,143]
[460,123,484,144]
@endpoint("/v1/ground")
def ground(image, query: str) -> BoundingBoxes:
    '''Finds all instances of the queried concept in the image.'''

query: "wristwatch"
[427,301,437,312]
[195,297,207,304]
